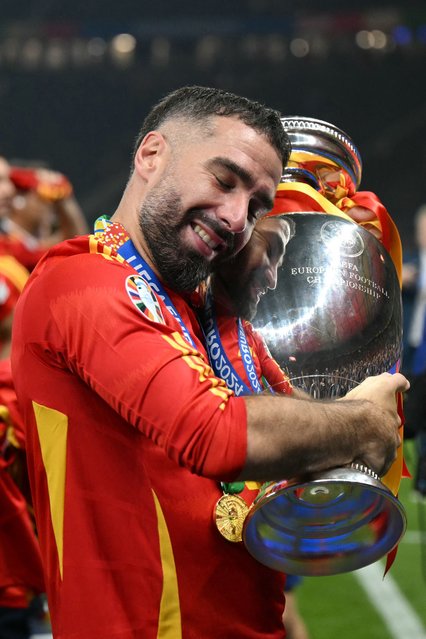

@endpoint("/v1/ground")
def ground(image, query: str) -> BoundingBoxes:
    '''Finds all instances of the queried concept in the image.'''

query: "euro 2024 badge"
[126,275,165,324]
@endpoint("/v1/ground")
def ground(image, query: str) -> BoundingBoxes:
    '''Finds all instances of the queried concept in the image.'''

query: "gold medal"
[214,494,249,542]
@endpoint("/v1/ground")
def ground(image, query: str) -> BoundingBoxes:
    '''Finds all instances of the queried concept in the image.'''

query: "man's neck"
[110,205,160,280]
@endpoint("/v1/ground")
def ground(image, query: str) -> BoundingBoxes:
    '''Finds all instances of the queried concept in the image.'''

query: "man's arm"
[17,252,408,483]
[239,372,408,481]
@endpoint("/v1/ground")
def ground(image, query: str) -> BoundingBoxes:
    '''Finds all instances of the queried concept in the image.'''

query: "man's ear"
[134,131,168,181]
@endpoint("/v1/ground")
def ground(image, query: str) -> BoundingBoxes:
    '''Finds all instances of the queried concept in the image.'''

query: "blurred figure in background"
[0,255,29,360]
[0,358,46,639]
[0,158,15,219]
[402,205,426,375]
[401,205,426,495]
[0,157,88,355]
[0,157,42,639]
[0,161,88,272]
[283,575,310,639]
[0,158,30,359]
[0,155,86,637]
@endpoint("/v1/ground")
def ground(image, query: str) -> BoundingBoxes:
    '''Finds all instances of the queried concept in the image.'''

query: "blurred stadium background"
[1,0,426,249]
[2,2,425,637]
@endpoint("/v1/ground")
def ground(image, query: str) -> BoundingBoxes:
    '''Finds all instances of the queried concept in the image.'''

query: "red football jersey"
[11,233,286,639]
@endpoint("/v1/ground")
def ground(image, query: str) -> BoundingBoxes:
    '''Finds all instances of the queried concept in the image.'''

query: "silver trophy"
[242,212,406,576]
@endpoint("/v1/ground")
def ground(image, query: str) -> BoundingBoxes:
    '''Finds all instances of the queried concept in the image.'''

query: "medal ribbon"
[94,216,196,348]
[201,288,263,396]
[237,318,263,394]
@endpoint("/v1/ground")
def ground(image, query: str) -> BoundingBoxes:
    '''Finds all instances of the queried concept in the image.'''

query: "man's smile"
[190,220,229,259]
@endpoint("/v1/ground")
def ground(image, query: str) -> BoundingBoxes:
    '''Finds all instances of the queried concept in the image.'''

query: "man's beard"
[138,178,231,293]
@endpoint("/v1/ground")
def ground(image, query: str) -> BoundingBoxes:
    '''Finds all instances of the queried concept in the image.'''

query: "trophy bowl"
[242,462,406,576]
[242,212,407,576]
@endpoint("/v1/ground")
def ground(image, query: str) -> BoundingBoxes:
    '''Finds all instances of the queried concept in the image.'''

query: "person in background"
[282,575,310,639]
[0,358,46,639]
[0,158,15,219]
[402,205,426,374]
[401,205,426,494]
[0,161,88,272]
[0,159,29,358]
[0,156,86,637]
[0,157,44,637]
[0,158,88,356]
[0,255,29,360]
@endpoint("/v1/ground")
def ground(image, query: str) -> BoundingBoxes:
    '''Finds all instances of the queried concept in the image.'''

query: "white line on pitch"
[401,530,426,544]
[354,562,426,639]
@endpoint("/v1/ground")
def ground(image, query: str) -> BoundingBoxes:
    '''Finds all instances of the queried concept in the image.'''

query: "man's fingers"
[392,372,410,393]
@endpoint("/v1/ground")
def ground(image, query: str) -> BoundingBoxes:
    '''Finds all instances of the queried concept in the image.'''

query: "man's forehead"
[162,114,258,143]
[212,115,268,144]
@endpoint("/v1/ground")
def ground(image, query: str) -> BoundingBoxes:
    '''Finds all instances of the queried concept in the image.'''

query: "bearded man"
[11,86,407,639]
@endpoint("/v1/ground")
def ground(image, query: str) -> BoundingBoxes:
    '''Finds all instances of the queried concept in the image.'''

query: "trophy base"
[242,466,406,576]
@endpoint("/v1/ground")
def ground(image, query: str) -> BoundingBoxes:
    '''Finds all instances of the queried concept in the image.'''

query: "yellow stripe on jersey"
[152,490,182,639]
[32,401,68,580]
[162,332,232,409]
[0,255,30,292]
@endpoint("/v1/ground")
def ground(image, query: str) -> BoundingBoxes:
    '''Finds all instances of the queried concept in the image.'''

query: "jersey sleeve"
[19,251,247,480]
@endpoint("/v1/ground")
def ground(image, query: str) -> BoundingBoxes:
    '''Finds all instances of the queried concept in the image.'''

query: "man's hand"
[340,372,409,476]
[240,372,409,482]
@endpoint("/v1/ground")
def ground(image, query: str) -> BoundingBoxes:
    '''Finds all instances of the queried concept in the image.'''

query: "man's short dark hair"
[133,86,290,169]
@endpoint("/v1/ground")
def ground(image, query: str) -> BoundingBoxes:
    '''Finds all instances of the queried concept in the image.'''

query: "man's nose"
[217,197,248,234]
